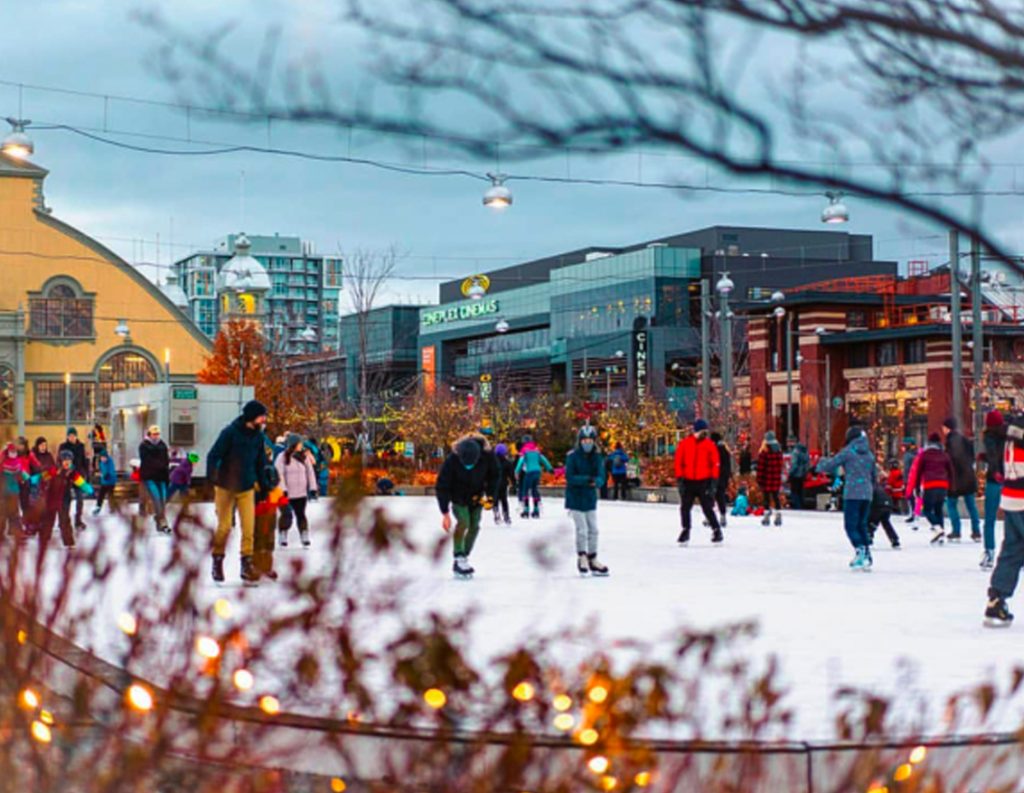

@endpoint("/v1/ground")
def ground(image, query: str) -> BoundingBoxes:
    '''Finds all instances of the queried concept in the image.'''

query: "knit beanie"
[943,417,959,431]
[845,426,864,445]
[242,400,268,422]
[986,410,1005,429]
[285,432,303,449]
[66,427,77,437]
[693,418,710,433]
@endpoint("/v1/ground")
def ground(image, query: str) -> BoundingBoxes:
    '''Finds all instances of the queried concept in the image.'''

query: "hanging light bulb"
[483,173,512,209]
[467,279,486,300]
[715,272,734,296]
[821,191,849,224]
[114,319,130,339]
[495,318,510,333]
[2,118,34,159]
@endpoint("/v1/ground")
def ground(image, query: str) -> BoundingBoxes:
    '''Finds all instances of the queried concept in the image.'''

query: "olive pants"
[452,504,483,558]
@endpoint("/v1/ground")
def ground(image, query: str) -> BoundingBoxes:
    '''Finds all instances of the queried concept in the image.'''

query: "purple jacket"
[169,458,193,487]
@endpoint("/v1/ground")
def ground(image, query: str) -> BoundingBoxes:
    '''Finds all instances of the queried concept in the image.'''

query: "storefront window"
[29,280,94,339]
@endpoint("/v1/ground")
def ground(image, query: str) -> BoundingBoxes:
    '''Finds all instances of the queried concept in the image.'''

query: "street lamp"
[2,118,34,159]
[773,303,795,444]
[114,319,130,341]
[495,318,510,334]
[483,173,512,209]
[821,191,849,224]
[716,272,735,440]
[164,348,171,384]
[605,350,625,408]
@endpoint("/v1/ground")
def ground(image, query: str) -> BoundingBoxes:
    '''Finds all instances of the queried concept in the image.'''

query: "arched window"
[96,351,159,414]
[0,367,13,420]
[29,277,95,339]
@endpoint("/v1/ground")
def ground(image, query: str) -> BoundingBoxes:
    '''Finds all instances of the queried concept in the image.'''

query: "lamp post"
[716,272,735,439]
[605,350,625,408]
[949,230,964,426]
[164,348,171,384]
[700,279,711,418]
[771,291,793,442]
[64,372,71,430]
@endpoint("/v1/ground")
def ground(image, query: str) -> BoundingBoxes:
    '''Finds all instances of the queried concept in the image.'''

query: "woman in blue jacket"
[565,425,608,577]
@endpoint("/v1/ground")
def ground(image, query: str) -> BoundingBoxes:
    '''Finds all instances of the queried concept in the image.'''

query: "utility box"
[110,383,255,479]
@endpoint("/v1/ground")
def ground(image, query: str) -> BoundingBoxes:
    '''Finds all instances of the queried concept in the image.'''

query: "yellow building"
[0,151,212,443]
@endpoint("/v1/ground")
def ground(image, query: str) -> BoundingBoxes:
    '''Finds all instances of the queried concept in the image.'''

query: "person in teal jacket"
[565,426,608,576]
[515,435,553,518]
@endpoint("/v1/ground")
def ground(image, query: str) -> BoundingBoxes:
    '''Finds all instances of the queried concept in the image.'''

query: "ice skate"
[300,527,311,548]
[711,527,724,545]
[984,597,1013,628]
[719,514,727,529]
[453,555,474,580]
[677,528,690,546]
[520,505,529,519]
[278,529,288,547]
[891,541,901,550]
[531,503,540,519]
[157,524,172,535]
[850,547,872,572]
[947,533,962,543]
[761,510,772,527]
[929,526,945,545]
[504,516,512,526]
[240,555,260,587]
[971,532,982,543]
[773,511,782,527]
[577,553,590,577]
[91,506,101,516]
[587,554,609,577]
[494,509,501,526]
[904,514,917,525]
[980,549,995,570]
[211,554,225,584]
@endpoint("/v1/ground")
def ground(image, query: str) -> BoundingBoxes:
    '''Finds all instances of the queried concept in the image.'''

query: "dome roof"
[218,233,271,294]
[161,273,188,309]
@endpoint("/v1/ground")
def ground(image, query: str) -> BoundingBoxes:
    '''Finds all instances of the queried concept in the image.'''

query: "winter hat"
[710,432,722,443]
[285,432,303,449]
[242,400,268,422]
[4,442,15,455]
[455,437,482,468]
[943,417,959,431]
[494,443,508,457]
[521,434,533,446]
[844,426,864,445]
[903,436,915,446]
[928,432,942,445]
[693,418,710,433]
[764,430,777,443]
[59,450,74,463]
[986,409,1005,429]
[66,427,77,437]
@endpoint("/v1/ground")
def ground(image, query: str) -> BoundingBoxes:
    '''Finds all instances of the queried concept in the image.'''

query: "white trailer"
[109,383,255,478]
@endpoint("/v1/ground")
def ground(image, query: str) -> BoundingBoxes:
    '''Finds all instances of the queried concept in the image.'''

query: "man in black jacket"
[943,417,981,542]
[139,424,170,534]
[436,433,498,578]
[58,427,89,530]
[207,400,269,585]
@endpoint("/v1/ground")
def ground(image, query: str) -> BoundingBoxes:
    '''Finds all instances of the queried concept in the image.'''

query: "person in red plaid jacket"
[756,431,785,527]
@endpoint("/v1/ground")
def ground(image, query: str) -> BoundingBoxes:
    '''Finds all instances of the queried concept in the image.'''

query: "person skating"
[943,417,981,542]
[906,433,955,546]
[493,443,516,525]
[867,476,901,550]
[901,437,920,524]
[139,425,171,534]
[436,434,498,578]
[92,448,117,515]
[254,432,284,581]
[816,426,878,571]
[58,427,89,530]
[25,438,56,535]
[515,436,553,518]
[984,411,1024,627]
[756,431,784,527]
[981,410,1007,570]
[0,443,27,541]
[788,442,810,511]
[710,432,732,528]
[565,425,609,576]
[608,442,630,501]
[674,419,722,546]
[88,422,107,476]
[275,433,318,548]
[168,450,197,502]
[207,400,270,586]
[40,450,93,549]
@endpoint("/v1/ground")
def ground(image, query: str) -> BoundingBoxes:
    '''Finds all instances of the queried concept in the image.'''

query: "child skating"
[515,436,553,518]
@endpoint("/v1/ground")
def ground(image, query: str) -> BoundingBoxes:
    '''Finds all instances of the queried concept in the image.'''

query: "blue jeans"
[519,470,541,504]
[843,498,871,551]
[946,494,981,538]
[991,510,1024,598]
[984,481,1003,552]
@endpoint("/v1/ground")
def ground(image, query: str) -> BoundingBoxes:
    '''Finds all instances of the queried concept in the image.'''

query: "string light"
[634,771,652,787]
[18,688,40,709]
[214,598,233,619]
[126,683,154,712]
[552,694,573,712]
[588,685,609,704]
[893,764,913,782]
[600,776,618,791]
[330,779,348,792]
[909,745,927,764]
[30,720,52,744]
[588,756,610,774]
[39,710,54,726]
[423,688,447,709]
[195,636,221,660]
[16,629,26,645]
[512,682,535,702]
[233,669,255,691]
[553,713,575,731]
[578,728,599,746]
[117,613,138,636]
[259,695,281,715]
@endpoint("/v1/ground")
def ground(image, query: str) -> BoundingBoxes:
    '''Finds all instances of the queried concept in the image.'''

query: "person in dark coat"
[58,427,89,530]
[868,478,901,549]
[565,425,608,576]
[943,417,980,541]
[93,448,118,515]
[139,424,171,533]
[40,450,93,548]
[492,443,516,525]
[436,433,499,578]
[756,431,784,527]
[788,442,810,511]
[608,442,630,501]
[981,410,1007,569]
[207,400,270,586]
[710,432,732,527]
[738,442,753,476]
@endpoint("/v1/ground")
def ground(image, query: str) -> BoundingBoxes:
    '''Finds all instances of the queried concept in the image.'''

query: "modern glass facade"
[339,305,422,400]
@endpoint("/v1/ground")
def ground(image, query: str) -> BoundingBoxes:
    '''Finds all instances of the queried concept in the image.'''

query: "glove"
[481,495,495,511]
[995,473,1005,483]
[81,483,94,497]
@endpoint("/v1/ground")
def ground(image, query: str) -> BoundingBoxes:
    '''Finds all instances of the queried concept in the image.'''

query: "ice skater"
[674,419,722,546]
[816,426,878,571]
[867,475,901,550]
[756,431,784,526]
[981,410,1006,570]
[493,443,516,525]
[565,425,608,576]
[515,435,553,518]
[943,417,981,542]
[710,432,732,527]
[984,412,1024,627]
[905,433,954,546]
[437,434,498,579]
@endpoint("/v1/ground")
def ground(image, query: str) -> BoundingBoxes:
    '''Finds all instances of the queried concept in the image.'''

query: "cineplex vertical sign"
[633,317,649,399]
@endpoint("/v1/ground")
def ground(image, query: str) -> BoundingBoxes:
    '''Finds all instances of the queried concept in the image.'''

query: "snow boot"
[761,510,772,527]
[278,529,288,547]
[577,553,590,577]
[300,527,311,548]
[773,511,782,527]
[531,501,540,519]
[980,549,995,570]
[711,527,724,544]
[677,527,691,546]
[240,555,260,587]
[211,554,225,584]
[587,554,609,576]
[984,594,1013,628]
[929,526,946,545]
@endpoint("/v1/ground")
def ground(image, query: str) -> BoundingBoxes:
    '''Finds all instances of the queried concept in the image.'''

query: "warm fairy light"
[19,688,39,709]
[16,629,26,645]
[893,764,913,782]
[423,688,447,709]
[588,756,610,774]
[599,776,618,791]
[233,669,255,691]
[259,695,280,715]
[512,682,535,702]
[866,784,889,793]
[126,683,154,712]
[553,713,575,731]
[909,745,927,764]
[346,710,361,722]
[634,771,652,787]
[214,598,233,619]
[578,728,599,746]
[588,685,609,704]
[552,694,573,712]
[330,778,347,792]
[30,720,51,744]
[117,613,137,635]
[39,710,54,725]
[195,636,221,660]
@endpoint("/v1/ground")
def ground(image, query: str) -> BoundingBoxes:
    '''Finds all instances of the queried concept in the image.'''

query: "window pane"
[0,367,13,420]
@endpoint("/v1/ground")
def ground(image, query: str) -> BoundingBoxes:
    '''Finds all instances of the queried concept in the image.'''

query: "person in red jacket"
[674,418,722,546]
[756,431,785,526]
[906,432,955,545]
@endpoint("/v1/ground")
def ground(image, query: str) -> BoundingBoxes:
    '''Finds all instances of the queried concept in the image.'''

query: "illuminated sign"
[421,299,500,327]
[633,328,649,399]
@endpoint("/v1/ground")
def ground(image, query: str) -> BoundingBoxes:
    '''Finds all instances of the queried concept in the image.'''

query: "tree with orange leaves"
[197,318,301,432]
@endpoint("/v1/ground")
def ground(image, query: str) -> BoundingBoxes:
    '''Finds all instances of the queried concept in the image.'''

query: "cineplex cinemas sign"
[421,299,500,326]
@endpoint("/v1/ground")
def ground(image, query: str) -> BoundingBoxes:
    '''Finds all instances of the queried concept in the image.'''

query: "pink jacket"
[275,452,318,498]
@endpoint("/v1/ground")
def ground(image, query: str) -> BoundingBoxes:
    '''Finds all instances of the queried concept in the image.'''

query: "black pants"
[96,484,115,509]
[868,512,900,546]
[612,473,628,500]
[714,483,727,516]
[922,488,947,528]
[789,476,805,510]
[991,510,1024,598]
[679,479,720,531]
[764,491,782,511]
[290,497,309,532]
[495,489,510,521]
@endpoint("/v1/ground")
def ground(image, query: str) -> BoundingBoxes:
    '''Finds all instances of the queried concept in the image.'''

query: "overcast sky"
[4,0,1023,308]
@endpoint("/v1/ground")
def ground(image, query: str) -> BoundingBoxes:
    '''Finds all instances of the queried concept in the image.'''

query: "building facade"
[174,233,342,355]
[0,152,211,442]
